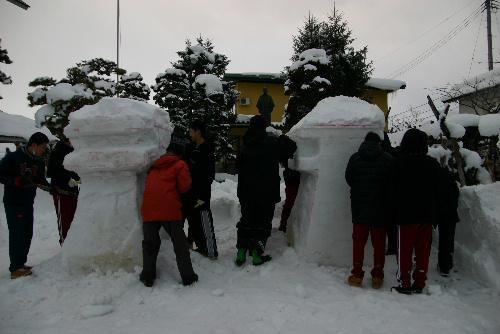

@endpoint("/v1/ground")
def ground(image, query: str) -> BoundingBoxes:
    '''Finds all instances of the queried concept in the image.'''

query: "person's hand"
[194,199,205,208]
[68,178,80,188]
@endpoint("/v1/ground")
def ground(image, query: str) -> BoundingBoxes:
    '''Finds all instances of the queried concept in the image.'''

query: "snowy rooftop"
[442,68,500,102]
[224,72,286,84]
[365,78,406,92]
[0,110,54,141]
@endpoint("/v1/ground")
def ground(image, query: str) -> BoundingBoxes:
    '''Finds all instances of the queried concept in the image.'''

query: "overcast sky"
[0,0,499,123]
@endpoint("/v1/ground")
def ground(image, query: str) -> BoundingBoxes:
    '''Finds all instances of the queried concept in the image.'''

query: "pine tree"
[153,37,237,160]
[284,9,373,130]
[27,58,149,139]
[0,39,13,100]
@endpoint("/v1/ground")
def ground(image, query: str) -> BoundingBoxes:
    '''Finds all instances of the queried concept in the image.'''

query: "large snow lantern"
[62,98,172,272]
[287,96,385,266]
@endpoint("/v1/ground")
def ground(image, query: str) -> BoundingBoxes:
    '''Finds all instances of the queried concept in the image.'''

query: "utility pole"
[116,0,120,91]
[486,0,494,70]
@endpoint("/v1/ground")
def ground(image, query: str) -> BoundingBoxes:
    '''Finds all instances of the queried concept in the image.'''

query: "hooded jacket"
[345,139,393,227]
[389,129,442,226]
[141,154,191,222]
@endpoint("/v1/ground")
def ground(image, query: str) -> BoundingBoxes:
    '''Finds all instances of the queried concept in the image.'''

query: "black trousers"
[5,204,34,273]
[386,223,398,254]
[142,221,196,282]
[187,204,218,258]
[438,222,457,272]
[236,201,275,254]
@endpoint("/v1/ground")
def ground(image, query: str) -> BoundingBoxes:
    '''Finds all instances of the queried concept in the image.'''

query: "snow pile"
[289,96,385,133]
[195,74,223,96]
[289,49,330,71]
[446,114,480,128]
[61,98,172,273]
[478,114,500,137]
[457,183,500,291]
[287,97,385,266]
[0,110,54,140]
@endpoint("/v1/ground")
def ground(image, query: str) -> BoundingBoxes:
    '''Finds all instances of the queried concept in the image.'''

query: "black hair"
[189,119,207,138]
[28,132,49,146]
[364,132,381,143]
[400,128,428,155]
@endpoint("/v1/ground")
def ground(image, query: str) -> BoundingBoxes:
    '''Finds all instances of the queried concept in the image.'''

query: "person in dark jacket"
[0,132,49,279]
[437,164,460,277]
[140,139,198,287]
[235,115,296,266]
[345,132,393,289]
[185,120,218,259]
[47,139,80,245]
[256,88,275,125]
[389,128,442,294]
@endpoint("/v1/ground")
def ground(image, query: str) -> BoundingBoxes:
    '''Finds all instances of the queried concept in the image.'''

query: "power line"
[468,11,485,77]
[375,0,482,63]
[387,4,484,78]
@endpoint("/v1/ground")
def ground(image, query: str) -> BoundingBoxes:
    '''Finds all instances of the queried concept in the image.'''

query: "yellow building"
[224,73,406,127]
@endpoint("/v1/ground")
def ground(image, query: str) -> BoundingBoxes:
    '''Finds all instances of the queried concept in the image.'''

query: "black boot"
[182,273,199,286]
[391,286,412,295]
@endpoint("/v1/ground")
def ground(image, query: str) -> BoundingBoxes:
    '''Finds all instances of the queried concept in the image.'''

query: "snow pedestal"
[61,98,172,273]
[287,96,385,266]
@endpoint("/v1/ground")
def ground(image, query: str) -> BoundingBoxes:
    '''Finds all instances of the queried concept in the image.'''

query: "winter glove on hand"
[68,178,80,188]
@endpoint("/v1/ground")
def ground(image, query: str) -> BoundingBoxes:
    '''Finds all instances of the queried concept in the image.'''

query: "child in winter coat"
[140,139,198,287]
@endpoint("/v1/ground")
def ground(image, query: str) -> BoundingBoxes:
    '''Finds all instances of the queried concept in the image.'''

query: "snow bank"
[287,97,385,266]
[289,96,385,134]
[61,98,172,273]
[457,183,500,291]
[0,110,54,140]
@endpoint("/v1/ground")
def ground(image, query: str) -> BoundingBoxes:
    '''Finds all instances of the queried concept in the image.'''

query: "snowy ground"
[0,180,499,334]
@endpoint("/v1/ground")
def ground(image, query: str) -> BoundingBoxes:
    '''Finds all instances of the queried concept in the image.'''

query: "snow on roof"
[442,68,500,102]
[289,96,385,132]
[289,49,330,71]
[195,74,223,96]
[365,78,406,92]
[0,110,55,141]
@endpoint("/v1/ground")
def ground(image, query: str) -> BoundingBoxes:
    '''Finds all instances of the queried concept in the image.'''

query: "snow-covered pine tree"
[153,37,237,160]
[117,72,150,102]
[284,9,373,130]
[27,58,149,139]
[0,39,13,100]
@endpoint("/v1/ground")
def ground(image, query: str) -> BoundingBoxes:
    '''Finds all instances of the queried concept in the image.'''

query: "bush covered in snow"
[0,39,13,100]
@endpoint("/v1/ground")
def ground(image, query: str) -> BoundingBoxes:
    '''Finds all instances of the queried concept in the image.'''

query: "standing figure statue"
[256,88,275,125]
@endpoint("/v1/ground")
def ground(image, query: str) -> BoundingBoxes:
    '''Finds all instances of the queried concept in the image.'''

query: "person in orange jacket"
[140,137,198,287]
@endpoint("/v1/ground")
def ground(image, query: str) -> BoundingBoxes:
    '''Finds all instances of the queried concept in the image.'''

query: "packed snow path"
[0,183,499,334]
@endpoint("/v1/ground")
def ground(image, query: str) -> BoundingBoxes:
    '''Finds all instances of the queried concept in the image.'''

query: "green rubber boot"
[235,248,247,267]
[251,249,272,266]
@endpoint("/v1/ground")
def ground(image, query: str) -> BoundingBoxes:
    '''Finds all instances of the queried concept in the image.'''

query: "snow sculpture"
[287,96,385,266]
[62,98,172,272]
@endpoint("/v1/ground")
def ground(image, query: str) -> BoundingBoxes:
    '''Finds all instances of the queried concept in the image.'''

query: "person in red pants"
[47,139,80,245]
[279,166,300,232]
[389,129,442,294]
[345,132,393,289]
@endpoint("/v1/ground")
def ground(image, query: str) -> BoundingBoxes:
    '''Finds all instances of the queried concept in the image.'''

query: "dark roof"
[224,73,286,84]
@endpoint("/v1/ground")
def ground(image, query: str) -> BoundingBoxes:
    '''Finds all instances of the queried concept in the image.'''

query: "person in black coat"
[0,132,49,279]
[345,132,393,289]
[382,132,398,255]
[47,139,80,245]
[235,115,296,266]
[185,120,218,259]
[389,128,442,294]
[437,165,460,277]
